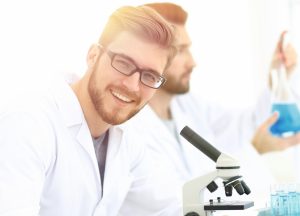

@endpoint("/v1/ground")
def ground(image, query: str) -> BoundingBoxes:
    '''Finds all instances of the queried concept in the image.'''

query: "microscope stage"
[204,200,254,211]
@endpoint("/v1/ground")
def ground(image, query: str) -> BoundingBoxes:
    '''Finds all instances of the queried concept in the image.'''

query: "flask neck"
[271,65,293,102]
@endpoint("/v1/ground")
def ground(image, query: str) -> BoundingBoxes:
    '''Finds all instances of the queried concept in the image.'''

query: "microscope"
[180,126,254,216]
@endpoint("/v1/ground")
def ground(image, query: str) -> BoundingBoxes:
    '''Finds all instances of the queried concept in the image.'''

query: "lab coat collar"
[50,78,126,146]
[51,78,83,128]
[50,79,101,185]
[51,78,127,132]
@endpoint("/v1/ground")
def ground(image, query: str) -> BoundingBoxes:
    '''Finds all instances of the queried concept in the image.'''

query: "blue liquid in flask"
[270,103,300,136]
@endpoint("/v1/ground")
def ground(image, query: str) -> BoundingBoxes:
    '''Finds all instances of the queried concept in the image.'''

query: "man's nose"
[122,72,141,92]
[187,52,196,68]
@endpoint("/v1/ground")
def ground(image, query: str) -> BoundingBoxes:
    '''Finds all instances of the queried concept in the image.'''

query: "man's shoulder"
[0,96,56,139]
[0,79,76,132]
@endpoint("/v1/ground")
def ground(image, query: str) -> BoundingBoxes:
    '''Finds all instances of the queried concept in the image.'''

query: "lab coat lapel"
[51,80,101,183]
[50,79,133,215]
[76,121,100,181]
[105,126,133,199]
[93,126,133,215]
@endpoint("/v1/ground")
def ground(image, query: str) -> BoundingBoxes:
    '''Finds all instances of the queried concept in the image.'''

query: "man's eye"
[143,72,157,83]
[114,59,132,70]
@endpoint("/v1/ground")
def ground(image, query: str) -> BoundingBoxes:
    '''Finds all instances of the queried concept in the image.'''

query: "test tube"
[278,187,288,215]
[287,183,297,215]
[296,183,300,214]
[270,184,280,215]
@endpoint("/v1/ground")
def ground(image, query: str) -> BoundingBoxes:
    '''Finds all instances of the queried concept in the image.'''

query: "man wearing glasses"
[0,5,176,216]
[97,44,167,90]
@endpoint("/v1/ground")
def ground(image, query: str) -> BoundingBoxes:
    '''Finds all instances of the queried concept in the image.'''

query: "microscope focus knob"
[185,212,200,216]
[207,181,218,193]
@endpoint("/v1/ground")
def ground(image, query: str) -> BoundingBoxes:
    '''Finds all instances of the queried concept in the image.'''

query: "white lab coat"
[0,79,152,216]
[120,92,277,215]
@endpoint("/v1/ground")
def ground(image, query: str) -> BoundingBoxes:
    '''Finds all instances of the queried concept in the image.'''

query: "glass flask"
[270,33,300,136]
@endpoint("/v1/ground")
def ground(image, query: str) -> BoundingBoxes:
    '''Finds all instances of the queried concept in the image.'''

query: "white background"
[1,0,300,190]
[0,0,299,109]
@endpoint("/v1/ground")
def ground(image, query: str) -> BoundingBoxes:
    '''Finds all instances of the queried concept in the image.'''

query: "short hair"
[144,3,188,25]
[99,5,177,69]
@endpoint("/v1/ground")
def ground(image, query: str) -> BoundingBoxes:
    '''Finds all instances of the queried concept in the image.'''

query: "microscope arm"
[183,170,218,213]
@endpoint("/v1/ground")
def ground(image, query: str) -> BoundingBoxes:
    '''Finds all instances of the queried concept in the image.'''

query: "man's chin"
[101,110,139,125]
[162,82,190,94]
[102,117,123,125]
[174,87,190,94]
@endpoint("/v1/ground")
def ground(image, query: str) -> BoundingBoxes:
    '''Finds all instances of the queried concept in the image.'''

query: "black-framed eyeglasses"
[98,44,166,89]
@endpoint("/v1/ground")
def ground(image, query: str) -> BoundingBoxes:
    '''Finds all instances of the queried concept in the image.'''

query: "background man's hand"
[252,112,300,154]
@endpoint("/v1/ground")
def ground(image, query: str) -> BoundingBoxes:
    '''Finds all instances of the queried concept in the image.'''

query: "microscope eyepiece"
[180,126,221,162]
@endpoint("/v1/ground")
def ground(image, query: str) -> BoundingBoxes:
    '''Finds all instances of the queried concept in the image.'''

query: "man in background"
[120,2,300,215]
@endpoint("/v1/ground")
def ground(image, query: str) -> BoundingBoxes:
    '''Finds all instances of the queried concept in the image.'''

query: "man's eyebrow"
[177,43,191,50]
[114,52,137,65]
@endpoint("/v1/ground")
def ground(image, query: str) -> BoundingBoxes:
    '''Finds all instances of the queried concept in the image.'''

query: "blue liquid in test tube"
[296,191,300,215]
[278,191,288,215]
[288,191,297,215]
[271,192,279,215]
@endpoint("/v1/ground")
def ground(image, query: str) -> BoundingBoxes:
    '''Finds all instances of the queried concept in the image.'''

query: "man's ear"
[86,44,101,67]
